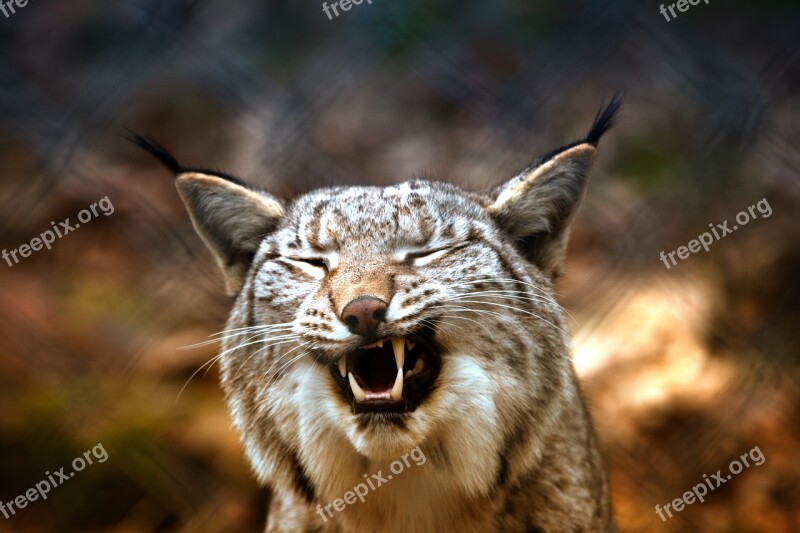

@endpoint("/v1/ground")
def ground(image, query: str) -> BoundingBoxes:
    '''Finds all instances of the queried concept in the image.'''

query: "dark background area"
[0,0,798,531]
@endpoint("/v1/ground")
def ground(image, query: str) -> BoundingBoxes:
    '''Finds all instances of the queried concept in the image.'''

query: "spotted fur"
[136,96,621,532]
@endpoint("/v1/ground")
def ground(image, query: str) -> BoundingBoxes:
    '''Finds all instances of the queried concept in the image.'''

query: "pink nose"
[341,296,387,337]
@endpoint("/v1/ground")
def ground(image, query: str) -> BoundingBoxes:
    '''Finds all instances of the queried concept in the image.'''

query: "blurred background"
[1,0,798,531]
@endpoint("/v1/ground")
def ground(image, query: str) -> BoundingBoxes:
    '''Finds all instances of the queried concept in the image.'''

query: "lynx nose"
[341,296,387,337]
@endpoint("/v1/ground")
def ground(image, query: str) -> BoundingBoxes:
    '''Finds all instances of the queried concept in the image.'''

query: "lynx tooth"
[348,372,366,401]
[390,368,403,401]
[391,337,405,369]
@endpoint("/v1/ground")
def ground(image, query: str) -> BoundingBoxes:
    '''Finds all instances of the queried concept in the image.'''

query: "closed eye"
[404,244,465,266]
[283,256,329,279]
[294,257,328,269]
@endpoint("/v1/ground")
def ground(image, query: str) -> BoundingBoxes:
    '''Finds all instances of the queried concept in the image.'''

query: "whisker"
[209,323,294,337]
[442,290,554,307]
[443,277,562,306]
[438,277,574,323]
[259,342,312,395]
[261,341,311,383]
[179,327,295,350]
[218,334,299,358]
[428,304,529,338]
[175,353,226,401]
[441,292,566,320]
[417,315,472,336]
[424,312,486,331]
[296,349,327,393]
[176,332,299,401]
[232,337,302,380]
[442,300,569,337]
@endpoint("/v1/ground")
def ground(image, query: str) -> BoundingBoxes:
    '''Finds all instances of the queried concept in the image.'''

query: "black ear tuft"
[520,94,623,172]
[125,132,185,174]
[584,93,623,146]
[125,131,250,188]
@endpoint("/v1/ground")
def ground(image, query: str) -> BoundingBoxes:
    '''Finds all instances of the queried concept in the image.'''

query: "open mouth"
[329,331,441,414]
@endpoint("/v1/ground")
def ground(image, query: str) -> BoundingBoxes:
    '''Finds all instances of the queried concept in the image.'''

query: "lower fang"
[390,367,403,400]
[349,372,366,401]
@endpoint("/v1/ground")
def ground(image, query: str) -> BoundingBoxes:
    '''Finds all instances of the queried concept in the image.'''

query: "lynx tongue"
[340,337,405,402]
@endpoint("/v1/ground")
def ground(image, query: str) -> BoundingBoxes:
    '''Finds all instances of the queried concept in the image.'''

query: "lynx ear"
[128,134,284,295]
[488,145,596,277]
[487,95,621,277]
[176,173,284,295]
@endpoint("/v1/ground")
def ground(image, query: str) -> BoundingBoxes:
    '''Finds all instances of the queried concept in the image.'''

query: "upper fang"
[391,337,405,369]
[338,356,347,378]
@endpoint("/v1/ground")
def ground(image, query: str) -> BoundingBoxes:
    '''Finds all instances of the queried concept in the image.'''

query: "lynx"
[132,95,621,532]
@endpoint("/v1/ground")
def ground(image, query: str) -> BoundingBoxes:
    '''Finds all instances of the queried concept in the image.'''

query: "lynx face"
[132,95,619,531]
[243,181,557,464]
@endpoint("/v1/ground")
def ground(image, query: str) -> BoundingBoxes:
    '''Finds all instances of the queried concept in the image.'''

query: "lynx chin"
[132,94,621,532]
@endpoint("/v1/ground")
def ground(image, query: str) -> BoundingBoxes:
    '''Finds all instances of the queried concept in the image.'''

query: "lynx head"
[132,95,620,503]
